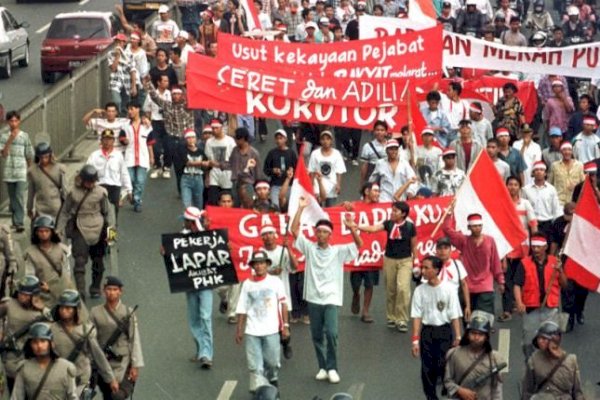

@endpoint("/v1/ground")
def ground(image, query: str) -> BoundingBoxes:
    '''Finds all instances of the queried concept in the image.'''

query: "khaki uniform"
[90,302,144,382]
[0,226,17,299]
[0,299,48,379]
[56,183,110,294]
[522,350,585,400]
[444,347,504,400]
[49,322,114,390]
[26,163,67,220]
[11,357,77,400]
[23,244,74,308]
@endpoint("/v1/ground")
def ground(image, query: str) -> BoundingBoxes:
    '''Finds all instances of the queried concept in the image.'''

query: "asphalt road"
[92,131,600,400]
[0,0,117,112]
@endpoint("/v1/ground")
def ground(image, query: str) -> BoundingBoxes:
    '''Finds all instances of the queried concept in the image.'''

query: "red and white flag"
[453,151,528,258]
[239,0,261,31]
[564,179,600,292]
[287,149,329,225]
[407,0,438,28]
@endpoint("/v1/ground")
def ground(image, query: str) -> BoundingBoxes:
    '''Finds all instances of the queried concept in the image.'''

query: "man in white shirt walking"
[522,161,563,237]
[291,197,362,384]
[308,130,347,207]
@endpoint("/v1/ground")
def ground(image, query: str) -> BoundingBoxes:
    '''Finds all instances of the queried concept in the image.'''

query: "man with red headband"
[548,141,584,205]
[291,197,362,384]
[443,212,504,318]
[572,116,600,164]
[522,160,563,238]
[513,233,567,358]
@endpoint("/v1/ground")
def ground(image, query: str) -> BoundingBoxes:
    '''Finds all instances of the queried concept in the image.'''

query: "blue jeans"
[245,333,281,391]
[111,88,130,117]
[6,181,26,227]
[128,167,147,207]
[237,114,256,141]
[181,174,204,209]
[186,289,214,359]
[307,302,339,371]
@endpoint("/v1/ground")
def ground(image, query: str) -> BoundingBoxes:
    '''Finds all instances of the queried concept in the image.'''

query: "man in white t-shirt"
[308,130,347,207]
[235,251,289,393]
[151,5,180,50]
[291,197,362,384]
[415,127,443,188]
[83,103,129,153]
[435,237,470,321]
[205,119,237,205]
[487,138,511,182]
[469,102,493,147]
[512,125,542,186]
[441,82,470,146]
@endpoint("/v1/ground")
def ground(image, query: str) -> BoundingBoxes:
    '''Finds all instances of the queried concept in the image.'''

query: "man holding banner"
[291,197,362,384]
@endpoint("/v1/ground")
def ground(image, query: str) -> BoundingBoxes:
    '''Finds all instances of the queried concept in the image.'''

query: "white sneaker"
[162,169,171,179]
[327,369,340,384]
[315,369,328,381]
[149,169,161,179]
[351,159,359,166]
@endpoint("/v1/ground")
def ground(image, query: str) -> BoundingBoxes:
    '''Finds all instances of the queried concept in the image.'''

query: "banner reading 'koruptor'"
[162,230,238,293]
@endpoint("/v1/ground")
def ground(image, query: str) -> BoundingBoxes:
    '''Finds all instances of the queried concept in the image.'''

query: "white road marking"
[79,0,90,5]
[36,23,51,35]
[498,328,510,373]
[154,382,175,400]
[347,382,365,400]
[217,380,238,400]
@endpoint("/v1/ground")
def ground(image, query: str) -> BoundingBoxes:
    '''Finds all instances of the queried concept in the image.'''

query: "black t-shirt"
[149,65,179,88]
[263,147,298,186]
[550,216,569,249]
[383,220,416,259]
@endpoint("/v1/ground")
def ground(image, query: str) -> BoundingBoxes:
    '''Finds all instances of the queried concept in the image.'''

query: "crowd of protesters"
[1,0,599,397]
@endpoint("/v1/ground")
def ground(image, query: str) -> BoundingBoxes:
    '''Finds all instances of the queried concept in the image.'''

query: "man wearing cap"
[497,127,527,184]
[420,91,453,147]
[522,321,584,399]
[513,233,567,358]
[315,17,334,43]
[412,255,462,400]
[263,129,298,207]
[369,139,418,202]
[120,101,156,213]
[512,124,542,186]
[443,212,504,317]
[432,148,465,196]
[235,250,289,392]
[230,128,265,208]
[204,118,236,205]
[296,8,315,42]
[90,276,144,399]
[291,197,362,384]
[151,5,180,51]
[522,161,563,237]
[174,30,194,64]
[107,34,137,117]
[308,130,347,206]
[572,116,600,164]
[27,142,67,223]
[469,102,493,147]
[451,119,483,172]
[542,79,575,142]
[542,127,565,168]
[174,129,209,209]
[438,1,457,31]
[548,141,584,205]
[87,129,133,220]
[416,127,443,183]
[444,314,504,400]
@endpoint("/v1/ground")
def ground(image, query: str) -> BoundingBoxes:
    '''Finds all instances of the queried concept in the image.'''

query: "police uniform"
[0,298,48,384]
[26,163,66,221]
[90,299,144,398]
[23,244,74,307]
[56,180,111,296]
[11,357,77,400]
[0,226,17,298]
[522,350,584,399]
[444,346,504,400]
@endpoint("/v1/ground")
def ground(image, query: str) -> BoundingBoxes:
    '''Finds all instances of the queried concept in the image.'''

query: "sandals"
[360,315,374,323]
[498,313,512,322]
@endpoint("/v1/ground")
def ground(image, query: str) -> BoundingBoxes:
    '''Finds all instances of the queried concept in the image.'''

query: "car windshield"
[47,17,108,39]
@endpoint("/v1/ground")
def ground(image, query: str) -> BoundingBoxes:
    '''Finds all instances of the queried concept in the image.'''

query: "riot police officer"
[26,142,66,222]
[57,165,112,299]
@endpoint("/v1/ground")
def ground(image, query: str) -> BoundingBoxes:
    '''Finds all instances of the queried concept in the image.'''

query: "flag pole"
[429,149,486,238]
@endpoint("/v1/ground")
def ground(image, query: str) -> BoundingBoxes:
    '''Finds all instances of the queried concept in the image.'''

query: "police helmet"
[17,275,41,295]
[57,289,81,308]
[33,215,56,230]
[253,385,279,400]
[24,323,58,359]
[330,394,353,400]
[532,320,562,348]
[533,0,544,9]
[567,5,579,16]
[467,315,491,334]
[79,164,99,182]
[34,142,53,158]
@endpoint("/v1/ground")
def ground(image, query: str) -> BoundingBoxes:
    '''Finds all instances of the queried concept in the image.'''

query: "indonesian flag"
[453,150,528,258]
[564,179,600,292]
[407,0,438,28]
[287,148,329,225]
[240,0,261,31]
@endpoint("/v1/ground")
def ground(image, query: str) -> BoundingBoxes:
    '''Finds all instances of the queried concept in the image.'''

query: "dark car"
[40,11,117,83]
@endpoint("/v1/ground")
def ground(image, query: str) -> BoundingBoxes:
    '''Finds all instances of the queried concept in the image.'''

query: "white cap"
[158,5,170,13]
[178,31,189,40]
[306,21,318,30]
[274,128,287,138]
[319,17,330,25]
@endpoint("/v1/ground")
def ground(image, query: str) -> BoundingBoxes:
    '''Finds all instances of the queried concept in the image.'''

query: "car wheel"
[41,70,55,84]
[0,54,11,79]
[18,43,30,68]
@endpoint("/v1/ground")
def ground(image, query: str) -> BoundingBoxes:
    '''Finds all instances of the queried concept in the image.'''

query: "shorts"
[350,270,380,290]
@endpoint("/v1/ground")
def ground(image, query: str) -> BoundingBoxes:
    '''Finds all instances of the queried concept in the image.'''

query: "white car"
[0,6,29,79]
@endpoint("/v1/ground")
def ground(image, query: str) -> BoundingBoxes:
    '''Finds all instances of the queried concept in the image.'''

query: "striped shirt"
[0,130,34,182]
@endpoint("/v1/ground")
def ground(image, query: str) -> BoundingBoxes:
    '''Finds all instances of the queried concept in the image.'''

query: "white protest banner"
[360,15,600,79]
